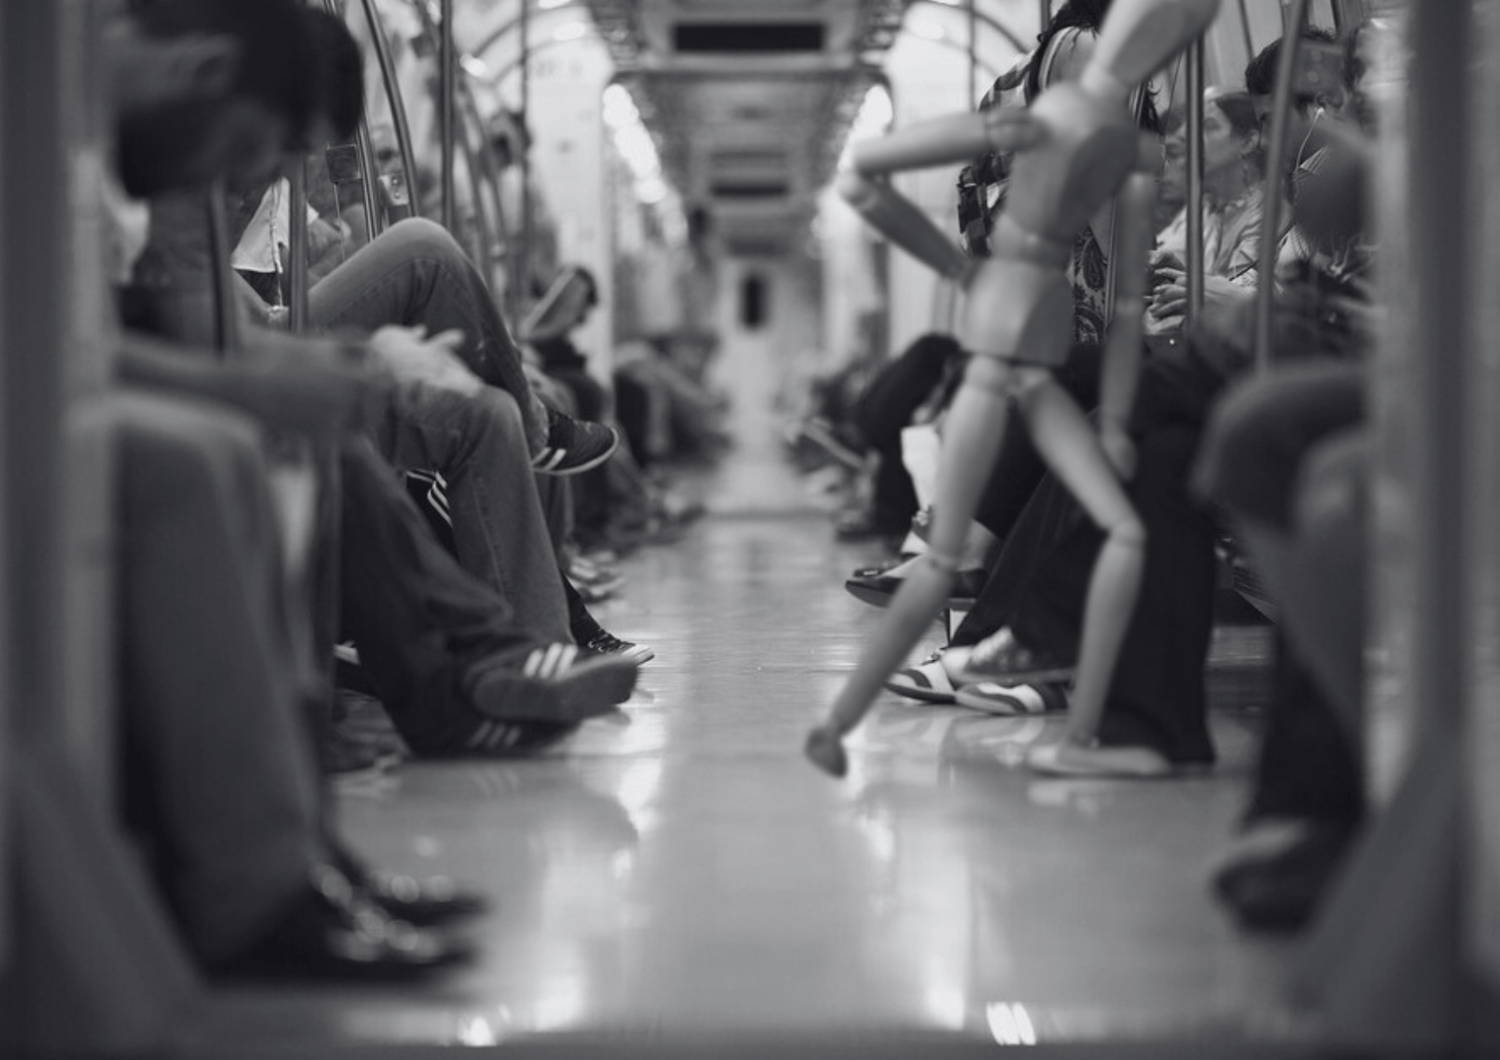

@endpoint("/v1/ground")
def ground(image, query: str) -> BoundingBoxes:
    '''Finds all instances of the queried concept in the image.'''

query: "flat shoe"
[884,653,957,703]
[845,568,986,609]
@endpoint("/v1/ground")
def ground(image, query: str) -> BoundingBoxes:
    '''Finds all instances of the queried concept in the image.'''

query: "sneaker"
[568,554,626,596]
[954,680,1068,715]
[883,650,958,704]
[532,407,618,475]
[943,627,1075,685]
[463,643,638,724]
[581,629,656,665]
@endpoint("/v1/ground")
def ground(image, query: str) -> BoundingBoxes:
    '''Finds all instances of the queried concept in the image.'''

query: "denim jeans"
[309,218,549,453]
[337,439,544,748]
[370,381,570,642]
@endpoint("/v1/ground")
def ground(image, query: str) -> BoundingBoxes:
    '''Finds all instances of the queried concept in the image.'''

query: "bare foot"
[1025,741,1171,777]
[804,727,848,777]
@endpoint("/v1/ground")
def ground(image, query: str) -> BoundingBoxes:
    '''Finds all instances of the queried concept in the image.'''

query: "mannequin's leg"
[807,358,1017,776]
[1020,379,1167,776]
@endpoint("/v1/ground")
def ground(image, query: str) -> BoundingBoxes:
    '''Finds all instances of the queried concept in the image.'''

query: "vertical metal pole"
[287,162,310,333]
[358,0,421,221]
[1236,0,1254,60]
[1408,0,1470,747]
[968,0,978,109]
[519,0,533,309]
[439,0,457,232]
[1253,0,1310,373]
[1184,38,1205,326]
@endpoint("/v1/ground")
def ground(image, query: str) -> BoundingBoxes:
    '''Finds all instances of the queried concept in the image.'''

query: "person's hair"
[1023,0,1162,134]
[133,0,317,140]
[571,265,600,307]
[1243,26,1343,102]
[1209,89,1265,175]
[301,8,364,143]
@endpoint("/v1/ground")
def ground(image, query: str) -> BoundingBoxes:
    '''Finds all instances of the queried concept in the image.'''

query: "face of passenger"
[110,24,297,197]
[1201,97,1249,182]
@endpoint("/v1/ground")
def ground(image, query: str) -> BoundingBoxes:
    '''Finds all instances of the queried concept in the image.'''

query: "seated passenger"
[127,9,639,660]
[105,0,475,980]
[883,85,1275,776]
[1193,31,1378,928]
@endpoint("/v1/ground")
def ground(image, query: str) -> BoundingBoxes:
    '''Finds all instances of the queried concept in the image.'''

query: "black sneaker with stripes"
[531,406,618,475]
[402,643,638,758]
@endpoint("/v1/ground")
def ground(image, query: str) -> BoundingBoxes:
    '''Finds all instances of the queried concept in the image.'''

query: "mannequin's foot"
[1026,740,1171,778]
[804,726,848,777]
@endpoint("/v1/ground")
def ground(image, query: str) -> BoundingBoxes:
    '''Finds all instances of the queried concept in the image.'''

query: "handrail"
[358,0,423,225]
[439,0,457,232]
[1253,0,1311,373]
[287,162,310,334]
[1184,38,1205,327]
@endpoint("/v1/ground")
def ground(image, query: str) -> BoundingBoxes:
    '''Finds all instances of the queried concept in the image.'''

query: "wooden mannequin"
[806,0,1222,778]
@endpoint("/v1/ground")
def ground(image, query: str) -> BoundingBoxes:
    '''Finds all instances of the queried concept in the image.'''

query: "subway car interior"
[2,0,1498,1056]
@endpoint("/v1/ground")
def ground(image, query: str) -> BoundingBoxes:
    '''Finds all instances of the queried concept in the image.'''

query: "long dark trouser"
[371,381,571,642]
[852,334,960,534]
[308,218,548,452]
[114,391,323,964]
[951,349,1225,765]
[1193,362,1368,822]
[336,439,540,749]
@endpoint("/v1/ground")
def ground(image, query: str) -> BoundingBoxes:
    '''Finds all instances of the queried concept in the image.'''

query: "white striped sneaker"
[884,651,958,704]
[954,680,1068,716]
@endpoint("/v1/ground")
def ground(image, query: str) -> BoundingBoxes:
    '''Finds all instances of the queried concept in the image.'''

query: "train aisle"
[195,339,1305,1054]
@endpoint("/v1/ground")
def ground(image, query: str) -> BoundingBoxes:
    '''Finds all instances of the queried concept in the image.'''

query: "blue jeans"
[371,381,570,642]
[309,218,549,453]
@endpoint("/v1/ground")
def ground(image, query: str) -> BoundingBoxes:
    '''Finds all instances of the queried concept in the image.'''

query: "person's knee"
[118,397,266,504]
[384,216,464,264]
[463,386,528,450]
[1294,431,1368,545]
[1200,378,1287,491]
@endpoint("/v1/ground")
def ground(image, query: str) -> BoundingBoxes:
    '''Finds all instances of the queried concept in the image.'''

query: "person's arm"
[117,329,383,442]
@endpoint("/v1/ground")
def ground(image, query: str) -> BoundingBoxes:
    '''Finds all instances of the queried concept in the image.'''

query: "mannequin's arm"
[837,110,1045,281]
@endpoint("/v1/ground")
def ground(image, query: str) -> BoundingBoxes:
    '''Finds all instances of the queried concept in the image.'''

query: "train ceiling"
[581,0,910,251]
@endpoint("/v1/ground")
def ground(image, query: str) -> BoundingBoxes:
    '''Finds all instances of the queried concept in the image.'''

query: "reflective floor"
[189,372,1310,1053]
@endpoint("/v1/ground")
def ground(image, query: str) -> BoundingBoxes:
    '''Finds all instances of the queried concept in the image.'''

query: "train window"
[740,272,769,330]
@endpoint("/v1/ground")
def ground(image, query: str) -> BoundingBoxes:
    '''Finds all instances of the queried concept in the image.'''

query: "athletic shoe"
[464,643,638,724]
[845,567,987,609]
[532,407,618,475]
[883,650,958,703]
[954,680,1068,715]
[581,629,656,665]
[943,627,1075,685]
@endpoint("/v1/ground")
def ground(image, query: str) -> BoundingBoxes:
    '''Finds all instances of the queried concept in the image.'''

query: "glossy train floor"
[191,417,1315,1054]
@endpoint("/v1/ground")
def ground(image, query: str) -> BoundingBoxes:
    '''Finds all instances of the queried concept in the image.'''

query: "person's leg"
[371,382,571,642]
[1194,362,1366,723]
[113,391,323,964]
[336,440,636,751]
[308,217,548,451]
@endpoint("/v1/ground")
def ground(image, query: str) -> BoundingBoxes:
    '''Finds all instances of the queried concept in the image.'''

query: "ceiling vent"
[673,22,826,53]
[710,180,791,199]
